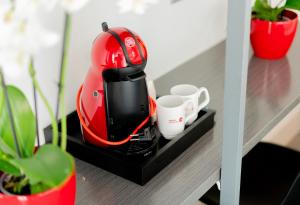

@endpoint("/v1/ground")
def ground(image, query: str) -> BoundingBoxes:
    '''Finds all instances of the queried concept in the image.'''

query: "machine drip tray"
[44,109,215,185]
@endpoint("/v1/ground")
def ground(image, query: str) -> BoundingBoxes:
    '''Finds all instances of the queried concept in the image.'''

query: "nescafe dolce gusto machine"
[76,22,159,158]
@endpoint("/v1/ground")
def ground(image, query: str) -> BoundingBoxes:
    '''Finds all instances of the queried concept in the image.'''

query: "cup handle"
[197,87,210,112]
[183,99,195,124]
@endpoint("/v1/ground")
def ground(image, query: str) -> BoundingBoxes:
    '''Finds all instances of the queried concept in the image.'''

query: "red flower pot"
[250,10,298,59]
[0,171,76,205]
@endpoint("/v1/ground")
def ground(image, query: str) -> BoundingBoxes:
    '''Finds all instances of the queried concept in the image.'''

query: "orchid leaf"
[0,151,21,176]
[286,0,300,10]
[0,137,18,158]
[30,182,51,194]
[0,84,3,118]
[13,144,74,194]
[0,86,36,158]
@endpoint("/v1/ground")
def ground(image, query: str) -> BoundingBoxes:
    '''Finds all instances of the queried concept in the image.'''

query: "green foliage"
[0,151,21,176]
[13,144,74,194]
[0,86,74,195]
[0,137,21,176]
[0,84,3,118]
[0,137,18,158]
[0,86,36,158]
[252,0,300,21]
[286,0,300,10]
[253,0,285,21]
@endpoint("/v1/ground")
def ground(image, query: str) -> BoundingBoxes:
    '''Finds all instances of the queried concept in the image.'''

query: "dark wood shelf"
[74,31,300,205]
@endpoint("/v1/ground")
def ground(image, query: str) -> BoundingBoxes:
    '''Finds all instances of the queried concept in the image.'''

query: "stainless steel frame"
[220,0,252,204]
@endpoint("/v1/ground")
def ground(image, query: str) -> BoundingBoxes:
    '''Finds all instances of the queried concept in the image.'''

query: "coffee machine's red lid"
[91,22,148,70]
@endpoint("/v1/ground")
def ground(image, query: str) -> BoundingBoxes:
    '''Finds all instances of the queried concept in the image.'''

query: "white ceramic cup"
[170,84,210,125]
[156,95,194,139]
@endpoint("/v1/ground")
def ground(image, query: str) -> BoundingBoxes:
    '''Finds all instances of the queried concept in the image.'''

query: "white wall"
[7,0,227,142]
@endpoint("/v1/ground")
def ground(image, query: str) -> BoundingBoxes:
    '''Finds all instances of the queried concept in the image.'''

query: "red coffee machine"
[76,22,159,157]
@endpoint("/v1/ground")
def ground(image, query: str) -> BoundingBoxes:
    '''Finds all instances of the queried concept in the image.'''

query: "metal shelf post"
[220,0,252,204]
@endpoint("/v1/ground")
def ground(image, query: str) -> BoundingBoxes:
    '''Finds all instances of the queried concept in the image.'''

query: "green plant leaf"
[13,144,74,194]
[286,0,300,10]
[0,84,3,118]
[0,86,36,158]
[253,0,285,21]
[0,151,21,176]
[0,137,18,158]
[30,182,51,194]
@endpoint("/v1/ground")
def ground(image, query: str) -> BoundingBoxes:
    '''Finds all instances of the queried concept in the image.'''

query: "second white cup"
[170,84,210,125]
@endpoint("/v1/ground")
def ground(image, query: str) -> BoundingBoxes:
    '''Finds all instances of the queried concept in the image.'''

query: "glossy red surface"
[80,27,148,147]
[0,171,76,205]
[250,10,298,59]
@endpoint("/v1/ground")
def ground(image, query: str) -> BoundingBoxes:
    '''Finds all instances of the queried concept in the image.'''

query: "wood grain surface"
[74,32,300,205]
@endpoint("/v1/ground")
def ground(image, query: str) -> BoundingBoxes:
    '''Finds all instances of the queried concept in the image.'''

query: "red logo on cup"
[179,117,183,122]
[125,37,135,47]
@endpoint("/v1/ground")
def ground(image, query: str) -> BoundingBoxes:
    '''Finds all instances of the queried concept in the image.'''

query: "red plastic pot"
[0,171,76,205]
[250,10,298,59]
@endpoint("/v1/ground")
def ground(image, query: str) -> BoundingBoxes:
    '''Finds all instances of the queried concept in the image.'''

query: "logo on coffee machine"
[125,37,135,47]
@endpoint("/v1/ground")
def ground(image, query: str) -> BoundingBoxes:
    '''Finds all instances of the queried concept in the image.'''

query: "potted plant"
[0,66,76,205]
[251,0,300,59]
[0,0,90,204]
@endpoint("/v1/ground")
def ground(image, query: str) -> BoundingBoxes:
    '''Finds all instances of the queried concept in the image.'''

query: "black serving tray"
[44,109,215,185]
